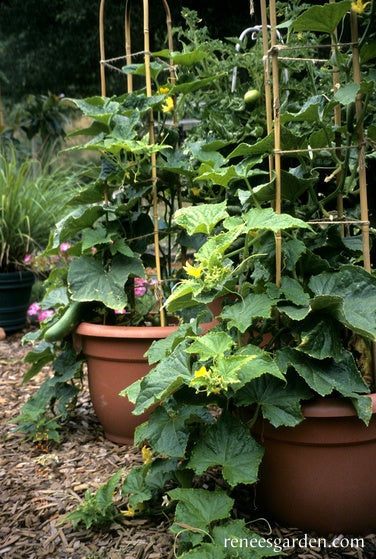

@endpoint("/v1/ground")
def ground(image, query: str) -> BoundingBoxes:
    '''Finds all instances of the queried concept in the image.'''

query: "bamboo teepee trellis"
[98,0,175,327]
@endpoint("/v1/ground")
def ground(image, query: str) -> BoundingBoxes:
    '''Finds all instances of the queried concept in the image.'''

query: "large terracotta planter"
[254,394,376,535]
[74,321,180,444]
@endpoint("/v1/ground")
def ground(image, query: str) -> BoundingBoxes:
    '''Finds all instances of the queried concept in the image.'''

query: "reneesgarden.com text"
[224,535,365,553]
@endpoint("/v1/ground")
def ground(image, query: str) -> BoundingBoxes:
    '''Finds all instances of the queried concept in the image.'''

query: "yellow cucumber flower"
[162,96,174,113]
[183,262,203,278]
[121,505,136,517]
[141,445,153,464]
[351,0,370,13]
[194,365,210,378]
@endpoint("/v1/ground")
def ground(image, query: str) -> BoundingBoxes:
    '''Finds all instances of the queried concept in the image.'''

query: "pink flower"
[134,277,147,287]
[134,286,147,297]
[38,309,54,322]
[91,247,97,255]
[59,242,71,253]
[27,302,42,316]
[114,308,129,314]
[24,254,32,264]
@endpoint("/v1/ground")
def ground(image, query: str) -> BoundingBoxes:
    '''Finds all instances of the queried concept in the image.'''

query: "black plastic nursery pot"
[0,271,35,334]
[254,394,376,535]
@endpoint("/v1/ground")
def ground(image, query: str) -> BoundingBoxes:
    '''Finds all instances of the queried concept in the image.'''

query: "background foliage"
[0,0,253,104]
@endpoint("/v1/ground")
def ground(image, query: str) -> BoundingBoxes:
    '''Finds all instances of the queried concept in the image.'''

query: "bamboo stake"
[330,0,344,233]
[162,0,175,87]
[350,8,375,387]
[269,0,282,288]
[350,9,371,273]
[260,0,274,181]
[99,0,106,96]
[125,0,133,93]
[143,0,165,326]
[161,0,183,214]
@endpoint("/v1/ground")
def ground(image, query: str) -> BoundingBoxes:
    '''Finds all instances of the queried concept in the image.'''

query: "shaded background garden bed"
[2,329,376,559]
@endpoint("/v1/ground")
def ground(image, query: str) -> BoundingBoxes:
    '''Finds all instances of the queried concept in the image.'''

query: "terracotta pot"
[75,319,216,445]
[74,322,179,444]
[254,394,376,535]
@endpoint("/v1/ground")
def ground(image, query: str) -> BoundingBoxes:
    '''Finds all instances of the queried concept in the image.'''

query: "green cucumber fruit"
[44,301,86,342]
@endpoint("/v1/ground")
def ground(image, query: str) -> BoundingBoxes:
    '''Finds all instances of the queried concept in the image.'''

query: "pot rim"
[302,393,376,418]
[75,320,179,339]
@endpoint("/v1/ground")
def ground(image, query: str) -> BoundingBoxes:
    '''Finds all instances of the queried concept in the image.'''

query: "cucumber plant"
[57,2,376,556]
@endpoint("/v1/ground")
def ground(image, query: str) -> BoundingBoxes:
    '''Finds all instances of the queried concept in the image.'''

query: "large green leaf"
[195,164,237,188]
[235,345,286,385]
[215,354,258,388]
[23,340,56,382]
[121,61,164,81]
[334,82,360,106]
[67,96,121,124]
[51,206,105,246]
[234,374,312,427]
[188,413,264,487]
[168,488,234,541]
[280,276,310,307]
[109,113,139,140]
[252,170,316,204]
[241,207,311,233]
[309,265,376,339]
[81,228,111,251]
[177,519,281,558]
[174,202,228,235]
[350,394,373,425]
[292,1,351,34]
[168,487,234,546]
[170,46,207,66]
[172,74,226,94]
[165,280,199,312]
[68,254,144,310]
[196,226,245,261]
[146,323,197,364]
[297,318,344,360]
[189,141,226,167]
[276,347,369,397]
[280,95,326,124]
[135,402,214,458]
[185,331,234,360]
[220,293,278,333]
[123,343,193,415]
[226,135,274,159]
[120,466,152,507]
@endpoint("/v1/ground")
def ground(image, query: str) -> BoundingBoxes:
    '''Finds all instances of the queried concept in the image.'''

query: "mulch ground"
[1,329,376,559]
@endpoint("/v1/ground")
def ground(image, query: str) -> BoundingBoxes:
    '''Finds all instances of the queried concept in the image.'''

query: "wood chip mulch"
[1,329,376,559]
